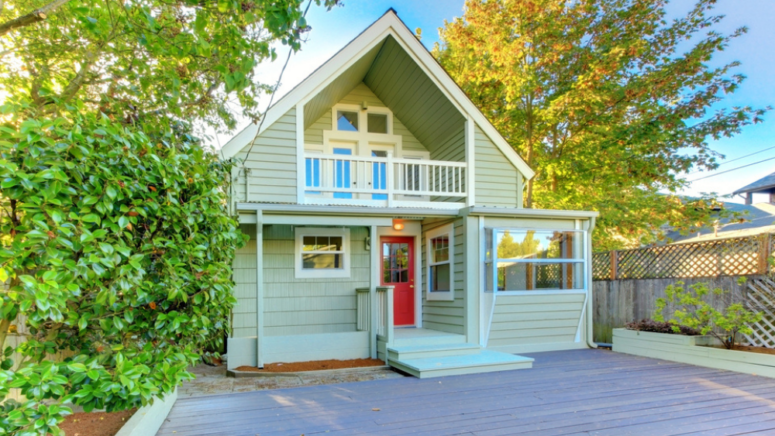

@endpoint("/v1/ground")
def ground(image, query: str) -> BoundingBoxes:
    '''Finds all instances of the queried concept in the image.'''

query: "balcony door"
[330,141,356,199]
[381,236,415,326]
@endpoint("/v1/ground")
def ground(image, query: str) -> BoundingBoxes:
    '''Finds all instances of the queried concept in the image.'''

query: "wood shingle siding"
[262,225,369,336]
[474,125,522,208]
[234,109,297,204]
[304,83,430,155]
[421,219,465,334]
[489,293,585,348]
[232,224,257,338]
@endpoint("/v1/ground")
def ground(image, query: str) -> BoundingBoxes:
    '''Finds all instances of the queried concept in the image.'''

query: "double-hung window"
[426,224,454,301]
[485,229,584,292]
[295,228,350,278]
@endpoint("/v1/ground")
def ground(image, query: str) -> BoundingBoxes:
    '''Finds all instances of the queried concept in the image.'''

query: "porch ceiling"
[303,35,466,153]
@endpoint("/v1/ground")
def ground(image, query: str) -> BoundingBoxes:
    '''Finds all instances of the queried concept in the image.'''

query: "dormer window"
[336,111,359,131]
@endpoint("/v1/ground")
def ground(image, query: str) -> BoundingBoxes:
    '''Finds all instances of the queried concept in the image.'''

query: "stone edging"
[612,328,775,378]
[115,388,178,436]
[227,365,391,378]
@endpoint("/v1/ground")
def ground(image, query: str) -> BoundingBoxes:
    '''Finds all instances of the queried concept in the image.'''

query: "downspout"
[586,216,598,349]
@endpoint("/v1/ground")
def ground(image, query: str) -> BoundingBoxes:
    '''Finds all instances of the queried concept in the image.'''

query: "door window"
[383,242,410,284]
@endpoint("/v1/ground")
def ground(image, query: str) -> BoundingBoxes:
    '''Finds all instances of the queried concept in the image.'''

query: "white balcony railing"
[304,152,467,208]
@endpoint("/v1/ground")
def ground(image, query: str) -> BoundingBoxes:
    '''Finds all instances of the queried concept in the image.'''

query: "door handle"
[409,285,414,288]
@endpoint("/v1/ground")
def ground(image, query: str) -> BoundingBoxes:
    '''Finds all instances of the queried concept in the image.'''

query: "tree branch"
[0,0,70,36]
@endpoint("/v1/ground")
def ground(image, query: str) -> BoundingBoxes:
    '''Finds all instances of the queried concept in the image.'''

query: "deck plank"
[157,349,775,436]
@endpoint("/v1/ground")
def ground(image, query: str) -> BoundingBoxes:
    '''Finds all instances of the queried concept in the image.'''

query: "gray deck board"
[157,350,775,436]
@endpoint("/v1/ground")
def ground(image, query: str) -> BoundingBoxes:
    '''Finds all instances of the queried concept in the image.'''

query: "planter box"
[115,389,177,436]
[612,328,775,378]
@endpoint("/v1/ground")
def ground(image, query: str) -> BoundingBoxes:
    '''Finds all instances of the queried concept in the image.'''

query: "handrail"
[304,152,466,167]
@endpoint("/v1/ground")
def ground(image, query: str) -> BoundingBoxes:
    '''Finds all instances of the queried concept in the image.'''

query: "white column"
[369,225,379,359]
[464,117,476,207]
[295,103,305,204]
[255,210,265,367]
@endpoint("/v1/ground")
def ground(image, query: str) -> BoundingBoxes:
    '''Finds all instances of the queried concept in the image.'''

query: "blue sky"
[216,0,775,205]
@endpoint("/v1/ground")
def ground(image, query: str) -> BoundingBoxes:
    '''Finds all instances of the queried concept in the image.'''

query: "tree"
[0,0,337,434]
[434,0,768,250]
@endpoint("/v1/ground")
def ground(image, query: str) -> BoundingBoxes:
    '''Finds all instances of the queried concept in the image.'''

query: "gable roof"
[733,171,775,195]
[221,9,535,180]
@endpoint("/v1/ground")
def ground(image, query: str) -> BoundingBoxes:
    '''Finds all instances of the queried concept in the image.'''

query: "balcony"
[304,152,468,209]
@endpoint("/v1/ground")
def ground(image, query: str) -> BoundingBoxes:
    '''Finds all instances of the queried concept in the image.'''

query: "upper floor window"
[337,111,359,131]
[333,105,392,135]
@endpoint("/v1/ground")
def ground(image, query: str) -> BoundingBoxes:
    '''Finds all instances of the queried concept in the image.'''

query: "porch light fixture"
[392,219,404,231]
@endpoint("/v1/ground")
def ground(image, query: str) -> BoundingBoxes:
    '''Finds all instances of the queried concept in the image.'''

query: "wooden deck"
[157,349,775,436]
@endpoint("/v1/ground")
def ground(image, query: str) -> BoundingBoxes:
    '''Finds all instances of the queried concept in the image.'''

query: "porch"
[159,348,775,436]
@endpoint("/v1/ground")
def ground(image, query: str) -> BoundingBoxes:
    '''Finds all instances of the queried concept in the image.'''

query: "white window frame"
[294,227,351,279]
[485,228,586,295]
[426,223,454,301]
[331,104,394,135]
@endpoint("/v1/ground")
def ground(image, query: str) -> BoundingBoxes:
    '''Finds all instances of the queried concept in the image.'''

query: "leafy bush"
[0,112,244,435]
[625,319,701,336]
[654,281,762,350]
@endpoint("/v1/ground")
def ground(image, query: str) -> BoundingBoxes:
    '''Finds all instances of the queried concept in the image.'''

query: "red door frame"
[380,236,415,326]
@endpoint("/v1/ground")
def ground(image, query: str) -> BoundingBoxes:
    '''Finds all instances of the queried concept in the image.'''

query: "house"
[220,9,598,378]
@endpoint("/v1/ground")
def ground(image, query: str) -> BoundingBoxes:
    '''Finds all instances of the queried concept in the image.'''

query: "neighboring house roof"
[665,202,775,243]
[732,171,775,195]
[220,9,536,180]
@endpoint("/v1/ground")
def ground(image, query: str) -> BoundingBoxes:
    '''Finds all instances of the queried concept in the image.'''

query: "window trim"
[426,223,454,301]
[330,104,394,135]
[485,228,587,295]
[294,227,351,279]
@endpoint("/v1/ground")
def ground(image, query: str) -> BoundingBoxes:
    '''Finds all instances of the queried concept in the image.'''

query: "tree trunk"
[0,0,70,36]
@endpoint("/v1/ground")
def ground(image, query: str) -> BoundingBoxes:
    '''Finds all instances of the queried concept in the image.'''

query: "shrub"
[0,112,244,435]
[625,319,701,336]
[654,281,762,350]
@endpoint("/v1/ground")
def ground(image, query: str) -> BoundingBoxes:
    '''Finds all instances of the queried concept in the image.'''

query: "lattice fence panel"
[592,251,611,280]
[743,276,775,348]
[593,234,770,281]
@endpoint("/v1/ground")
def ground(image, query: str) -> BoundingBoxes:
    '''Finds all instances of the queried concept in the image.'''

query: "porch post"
[255,210,265,368]
[369,225,378,359]
[464,215,480,343]
[464,117,476,207]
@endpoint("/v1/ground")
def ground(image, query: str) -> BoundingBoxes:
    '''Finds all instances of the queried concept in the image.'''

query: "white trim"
[376,222,423,329]
[294,227,351,279]
[369,225,379,358]
[255,212,264,368]
[219,12,535,180]
[296,104,305,203]
[465,117,476,207]
[331,103,394,135]
[426,223,454,301]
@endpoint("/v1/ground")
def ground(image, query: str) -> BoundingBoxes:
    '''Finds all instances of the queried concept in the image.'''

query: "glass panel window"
[427,226,453,299]
[496,230,582,260]
[337,111,359,131]
[295,228,350,278]
[367,113,388,133]
[484,228,585,292]
[372,150,388,200]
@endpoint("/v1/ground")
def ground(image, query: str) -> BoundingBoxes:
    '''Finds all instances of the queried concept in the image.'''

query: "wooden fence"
[592,234,775,346]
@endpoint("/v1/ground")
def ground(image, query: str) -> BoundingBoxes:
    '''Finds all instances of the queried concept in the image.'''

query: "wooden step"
[392,330,466,347]
[389,350,534,379]
[388,343,481,361]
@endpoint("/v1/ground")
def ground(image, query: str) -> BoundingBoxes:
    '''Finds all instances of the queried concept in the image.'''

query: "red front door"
[381,237,415,326]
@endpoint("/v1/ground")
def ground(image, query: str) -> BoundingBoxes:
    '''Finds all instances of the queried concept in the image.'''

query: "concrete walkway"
[160,349,775,435]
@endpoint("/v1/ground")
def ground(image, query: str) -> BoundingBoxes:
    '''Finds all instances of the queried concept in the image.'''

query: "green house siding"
[489,293,585,347]
[234,109,297,204]
[262,225,369,336]
[304,82,429,155]
[474,125,522,208]
[421,219,465,335]
[232,224,257,338]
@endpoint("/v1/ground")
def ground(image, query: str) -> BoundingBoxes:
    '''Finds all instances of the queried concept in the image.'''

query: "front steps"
[386,329,533,378]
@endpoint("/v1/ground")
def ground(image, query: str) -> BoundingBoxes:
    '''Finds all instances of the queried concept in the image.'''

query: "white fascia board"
[220,11,537,182]
[461,206,599,220]
[219,23,393,160]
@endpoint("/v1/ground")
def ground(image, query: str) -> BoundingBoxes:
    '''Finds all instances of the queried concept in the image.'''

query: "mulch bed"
[728,344,775,356]
[58,409,136,436]
[235,358,385,372]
